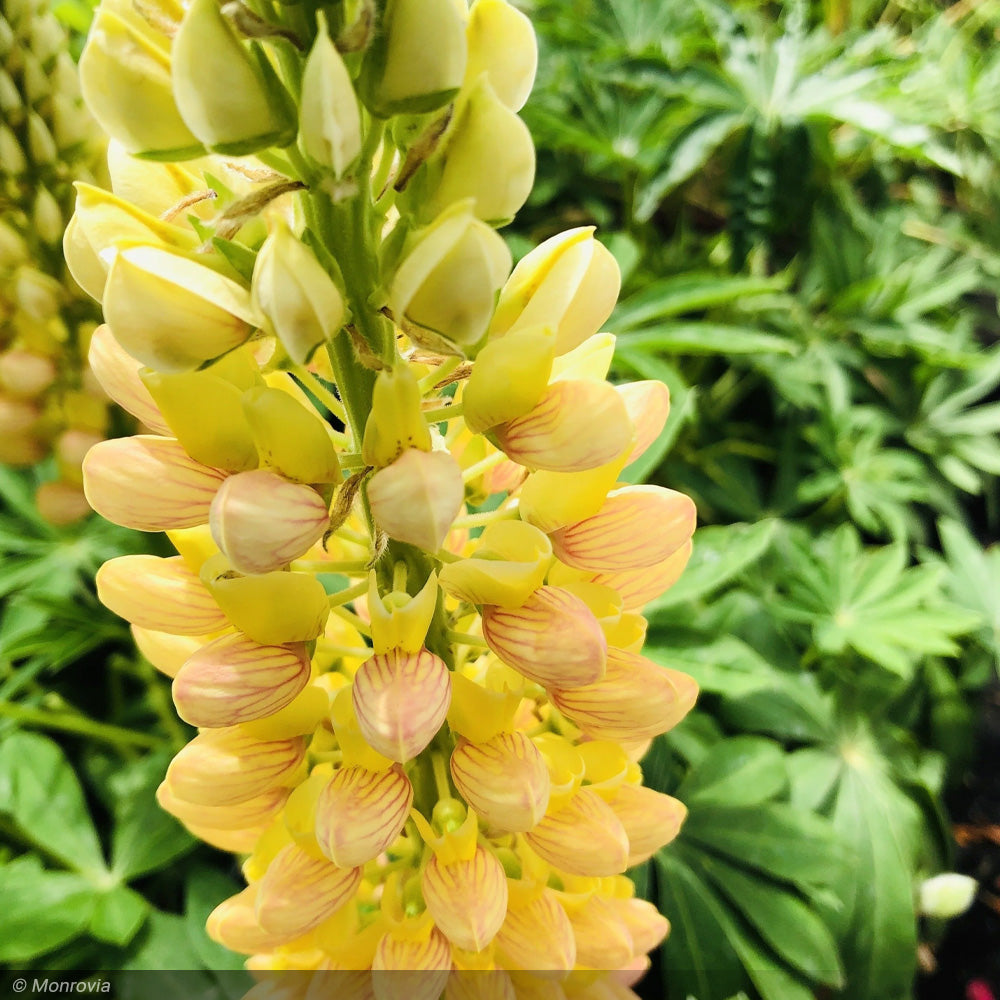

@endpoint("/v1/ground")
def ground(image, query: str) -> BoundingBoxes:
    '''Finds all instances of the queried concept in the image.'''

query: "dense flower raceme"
[75,0,699,992]
[0,0,118,523]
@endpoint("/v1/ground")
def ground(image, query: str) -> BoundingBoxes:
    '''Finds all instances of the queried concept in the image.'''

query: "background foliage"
[2,0,999,996]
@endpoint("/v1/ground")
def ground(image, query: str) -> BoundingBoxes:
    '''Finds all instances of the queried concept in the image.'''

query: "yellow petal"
[567,895,633,970]
[449,732,550,833]
[131,626,204,679]
[157,781,287,834]
[207,885,286,956]
[550,648,698,742]
[494,888,575,973]
[517,458,626,534]
[96,554,228,635]
[83,435,225,531]
[368,571,439,655]
[172,633,311,728]
[481,586,606,688]
[87,325,171,434]
[610,897,670,956]
[609,784,687,865]
[464,0,537,111]
[584,540,692,611]
[617,381,669,465]
[315,765,413,868]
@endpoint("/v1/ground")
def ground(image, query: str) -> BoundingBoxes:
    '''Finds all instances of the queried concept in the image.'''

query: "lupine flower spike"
[76,0,700,991]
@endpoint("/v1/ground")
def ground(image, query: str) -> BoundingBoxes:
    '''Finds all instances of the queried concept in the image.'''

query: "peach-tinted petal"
[494,888,575,973]
[210,469,329,574]
[372,930,452,1000]
[585,541,693,611]
[422,846,508,951]
[315,764,413,868]
[352,648,452,762]
[567,896,634,970]
[611,898,670,956]
[88,324,171,434]
[609,784,687,865]
[450,732,550,833]
[550,648,698,742]
[495,380,631,473]
[616,381,669,465]
[156,781,287,832]
[256,844,362,938]
[550,486,695,573]
[172,634,311,728]
[131,626,204,679]
[96,554,228,635]
[207,885,287,955]
[481,586,606,689]
[83,435,226,531]
[165,729,307,806]
[524,789,629,877]
[446,969,516,1000]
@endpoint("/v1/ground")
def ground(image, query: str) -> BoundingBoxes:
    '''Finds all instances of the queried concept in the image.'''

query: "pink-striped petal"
[352,648,451,762]
[567,896,634,970]
[550,648,698,742]
[97,554,228,635]
[495,380,631,473]
[207,886,286,955]
[315,764,413,868]
[586,541,692,610]
[88,324,171,434]
[524,789,629,877]
[83,435,226,531]
[422,846,509,951]
[172,633,311,728]
[481,586,606,689]
[450,732,551,833]
[156,781,287,832]
[611,898,670,956]
[617,380,669,465]
[494,889,575,973]
[610,783,687,865]
[550,486,695,573]
[372,927,452,1000]
[256,843,362,938]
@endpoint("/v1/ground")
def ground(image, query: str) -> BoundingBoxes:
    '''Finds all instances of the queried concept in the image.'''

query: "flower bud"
[427,76,534,224]
[438,520,552,608]
[209,469,329,575]
[482,586,606,689]
[104,245,259,373]
[368,571,439,654]
[360,0,467,117]
[550,648,698,742]
[0,350,56,399]
[464,0,537,112]
[33,188,63,246]
[13,266,62,322]
[172,633,312,728]
[919,873,979,919]
[450,732,550,833]
[83,436,226,531]
[253,221,347,365]
[172,0,296,155]
[206,886,287,955]
[551,486,697,573]
[166,728,307,806]
[463,326,554,434]
[201,553,331,645]
[495,379,633,473]
[300,22,362,176]
[352,647,451,762]
[368,448,464,552]
[35,482,93,526]
[565,895,634,971]
[422,846,508,951]
[609,784,686,865]
[373,925,453,1000]
[79,5,201,159]
[490,228,620,356]
[525,788,629,878]
[243,385,341,484]
[315,764,413,868]
[96,554,228,635]
[391,203,512,349]
[255,844,362,939]
[361,365,431,468]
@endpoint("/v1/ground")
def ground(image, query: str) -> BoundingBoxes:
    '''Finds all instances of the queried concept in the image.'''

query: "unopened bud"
[33,188,65,246]
[172,0,296,155]
[0,350,57,399]
[463,0,537,112]
[360,0,467,117]
[361,365,431,468]
[391,203,511,348]
[26,113,58,167]
[253,221,346,364]
[300,19,362,176]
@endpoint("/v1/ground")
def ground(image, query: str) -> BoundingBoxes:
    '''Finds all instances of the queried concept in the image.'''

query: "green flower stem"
[0,701,167,750]
[445,630,489,649]
[423,402,464,423]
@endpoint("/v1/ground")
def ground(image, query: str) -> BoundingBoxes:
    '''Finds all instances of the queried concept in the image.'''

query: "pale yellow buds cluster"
[0,0,113,522]
[75,0,700,990]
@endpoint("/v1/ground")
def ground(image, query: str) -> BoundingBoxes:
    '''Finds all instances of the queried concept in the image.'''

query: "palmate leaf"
[771,525,981,678]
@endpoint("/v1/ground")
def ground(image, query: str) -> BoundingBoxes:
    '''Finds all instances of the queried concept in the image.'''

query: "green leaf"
[122,911,203,971]
[184,866,251,972]
[110,755,196,881]
[622,323,796,356]
[647,520,778,612]
[89,886,150,947]
[647,637,780,699]
[0,732,107,879]
[677,736,787,807]
[698,853,844,987]
[0,855,97,962]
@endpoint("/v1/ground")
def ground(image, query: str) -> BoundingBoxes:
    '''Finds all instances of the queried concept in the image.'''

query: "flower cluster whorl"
[0,0,113,522]
[74,0,700,991]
